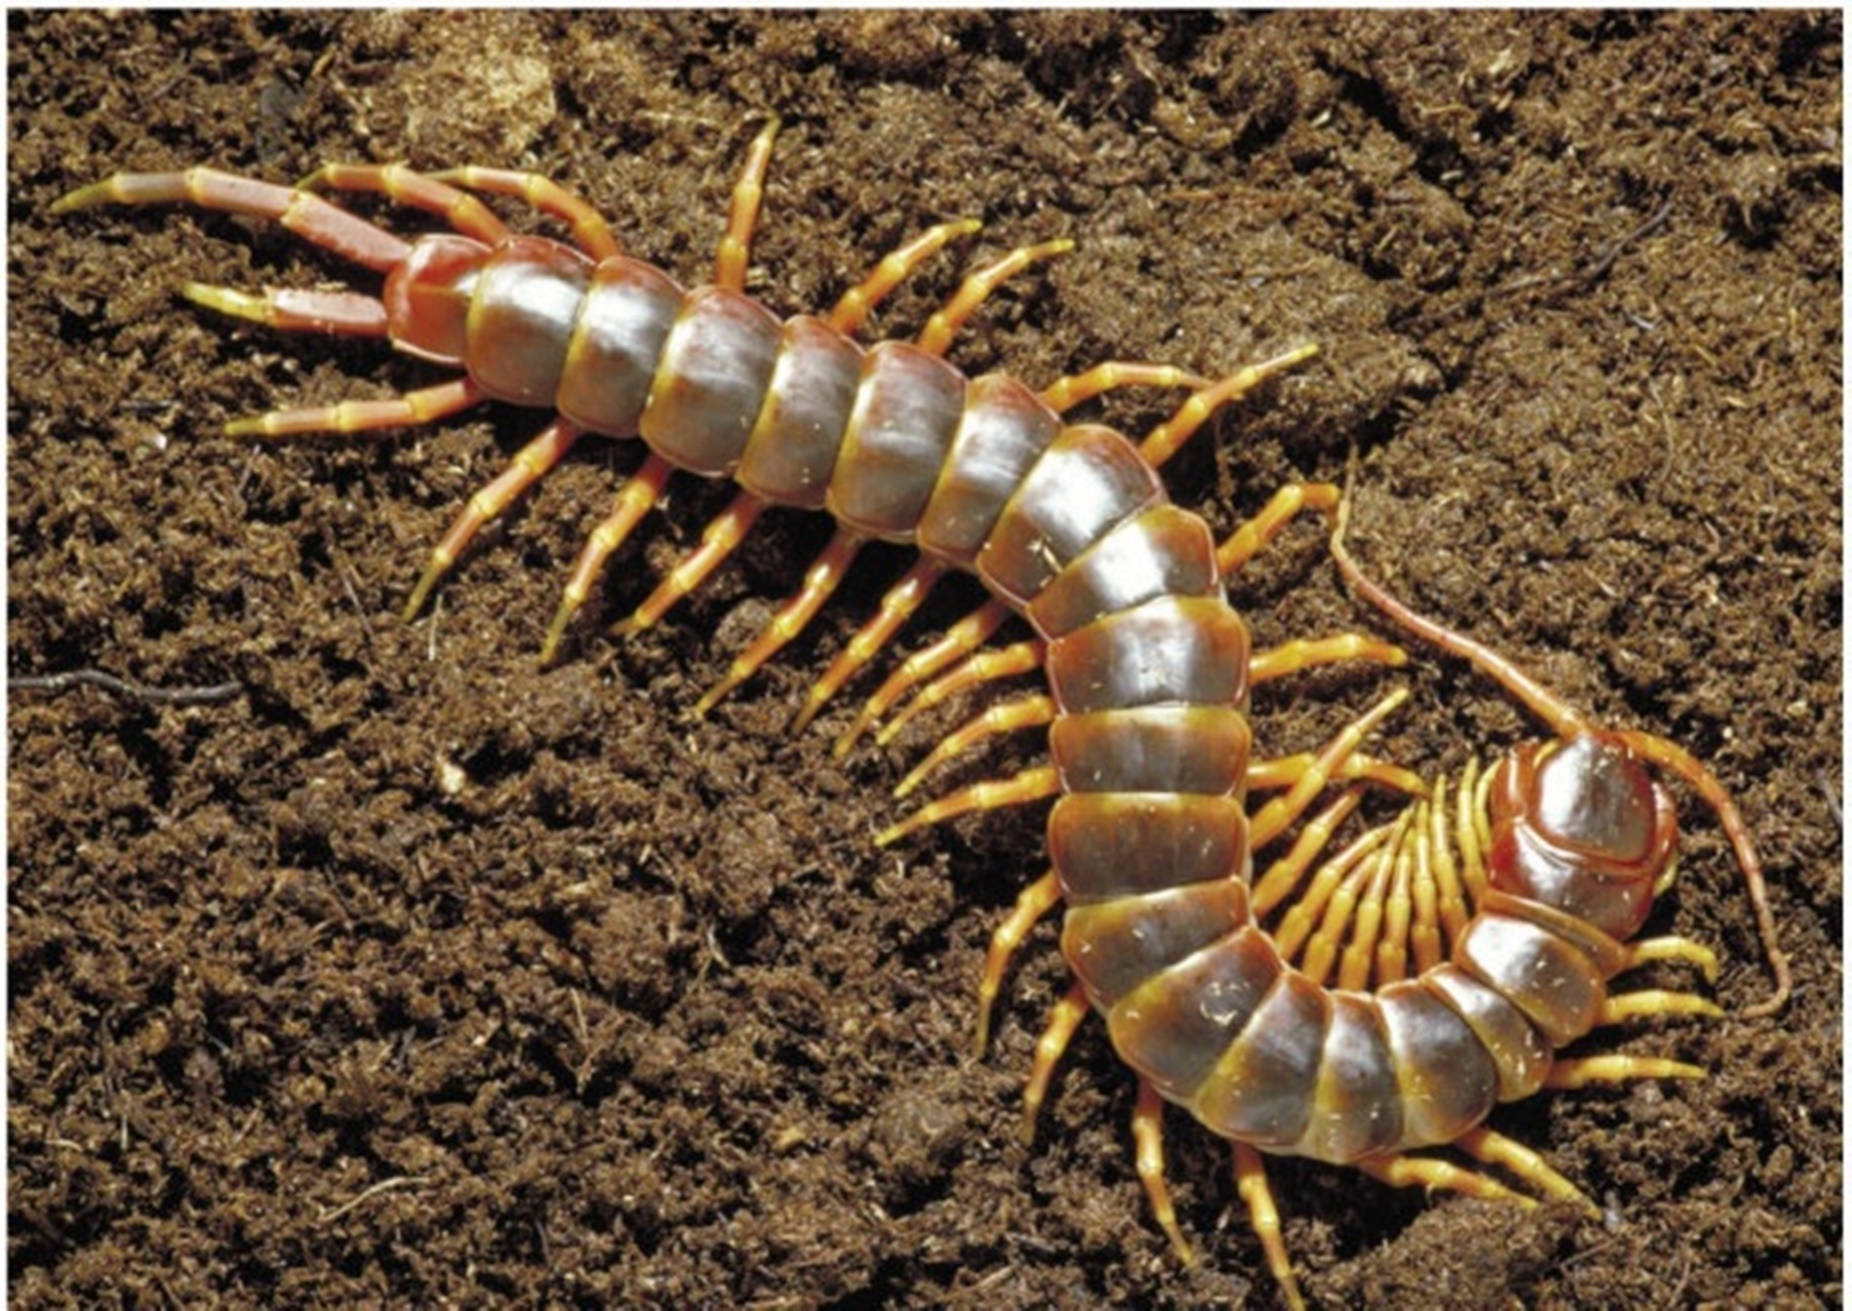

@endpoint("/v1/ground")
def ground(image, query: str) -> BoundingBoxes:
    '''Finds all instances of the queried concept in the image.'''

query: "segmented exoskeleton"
[54,123,1789,1310]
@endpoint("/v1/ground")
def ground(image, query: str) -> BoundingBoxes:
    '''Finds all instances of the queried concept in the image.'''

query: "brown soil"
[9,12,1841,1309]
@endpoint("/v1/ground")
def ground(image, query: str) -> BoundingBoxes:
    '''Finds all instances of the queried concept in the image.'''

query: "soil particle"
[10,12,1840,1309]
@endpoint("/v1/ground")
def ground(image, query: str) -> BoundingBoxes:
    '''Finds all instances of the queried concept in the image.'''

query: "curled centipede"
[54,122,1791,1309]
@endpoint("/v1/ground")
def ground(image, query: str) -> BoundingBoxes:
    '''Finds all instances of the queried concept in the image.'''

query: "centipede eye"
[1532,734,1660,864]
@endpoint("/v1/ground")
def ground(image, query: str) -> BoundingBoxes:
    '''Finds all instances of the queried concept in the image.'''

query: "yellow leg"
[1246,752,1426,797]
[223,377,486,439]
[1248,633,1408,684]
[1272,822,1394,961]
[1453,756,1492,905]
[973,869,1062,1058]
[1593,991,1724,1025]
[1372,815,1417,986]
[1407,801,1444,974]
[1356,1152,1534,1208]
[875,764,1060,848]
[895,693,1057,799]
[426,165,621,259]
[1216,482,1340,575]
[1620,935,1720,983]
[1428,775,1472,946]
[693,528,866,716]
[792,558,949,733]
[1250,787,1366,918]
[298,161,511,245]
[827,219,982,337]
[1233,1143,1305,1311]
[714,117,780,293]
[1542,1055,1706,1090]
[1022,980,1089,1142]
[1133,1080,1197,1266]
[1138,344,1319,468]
[1039,362,1210,417]
[1249,687,1410,848]
[179,281,388,337]
[877,638,1045,747]
[1455,1128,1595,1214]
[835,598,1012,758]
[538,454,674,664]
[403,417,584,620]
[1302,816,1403,986]
[916,238,1075,357]
[1336,825,1395,991]
[616,490,768,635]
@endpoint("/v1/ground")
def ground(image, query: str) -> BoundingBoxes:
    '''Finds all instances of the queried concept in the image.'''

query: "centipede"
[51,121,1792,1310]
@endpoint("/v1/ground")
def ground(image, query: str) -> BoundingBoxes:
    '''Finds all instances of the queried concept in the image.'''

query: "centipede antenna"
[1329,492,1591,739]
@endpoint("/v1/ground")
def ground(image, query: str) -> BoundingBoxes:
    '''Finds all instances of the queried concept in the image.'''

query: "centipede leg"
[1619,936,1720,982]
[614,490,770,636]
[222,377,488,439]
[1251,786,1368,918]
[1039,362,1210,415]
[1542,1055,1706,1090]
[1355,1151,1534,1208]
[178,282,389,338]
[827,221,982,337]
[1593,991,1724,1024]
[1233,1143,1305,1311]
[916,237,1075,356]
[539,455,674,664]
[1137,344,1320,468]
[973,868,1062,1058]
[1248,633,1409,684]
[1215,481,1339,575]
[53,168,413,273]
[1021,979,1089,1142]
[875,763,1059,847]
[1248,687,1411,848]
[1133,1080,1197,1266]
[404,417,585,619]
[425,165,621,259]
[792,558,948,732]
[693,527,866,715]
[1454,1128,1596,1214]
[1301,810,1407,986]
[714,116,780,292]
[895,693,1057,799]
[835,597,1012,757]
[295,162,512,245]
[1271,822,1395,963]
[1248,752,1427,797]
[878,638,1045,747]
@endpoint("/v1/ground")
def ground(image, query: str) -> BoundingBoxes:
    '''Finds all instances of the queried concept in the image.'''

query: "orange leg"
[1216,481,1339,575]
[1039,362,1210,416]
[614,490,768,636]
[791,558,949,733]
[692,528,866,715]
[915,238,1074,357]
[1248,633,1408,684]
[1356,1152,1533,1208]
[54,167,412,272]
[1246,751,1425,797]
[427,165,621,259]
[223,377,487,440]
[1233,1143,1305,1311]
[894,693,1057,800]
[179,281,388,338]
[714,117,780,292]
[1249,687,1410,848]
[538,454,674,664]
[1138,344,1319,468]
[1133,1080,1197,1265]
[1371,814,1417,986]
[1300,836,1393,984]
[1593,991,1724,1025]
[297,162,512,246]
[404,417,585,620]
[973,869,1062,1058]
[1271,821,1394,963]
[877,638,1045,747]
[825,220,982,337]
[1542,1055,1706,1090]
[1455,1128,1595,1214]
[834,597,1011,758]
[875,763,1059,847]
[1021,979,1089,1142]
[1250,786,1367,918]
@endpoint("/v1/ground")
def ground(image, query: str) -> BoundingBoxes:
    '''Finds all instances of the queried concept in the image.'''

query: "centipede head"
[1487,732,1679,941]
[382,233,489,365]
